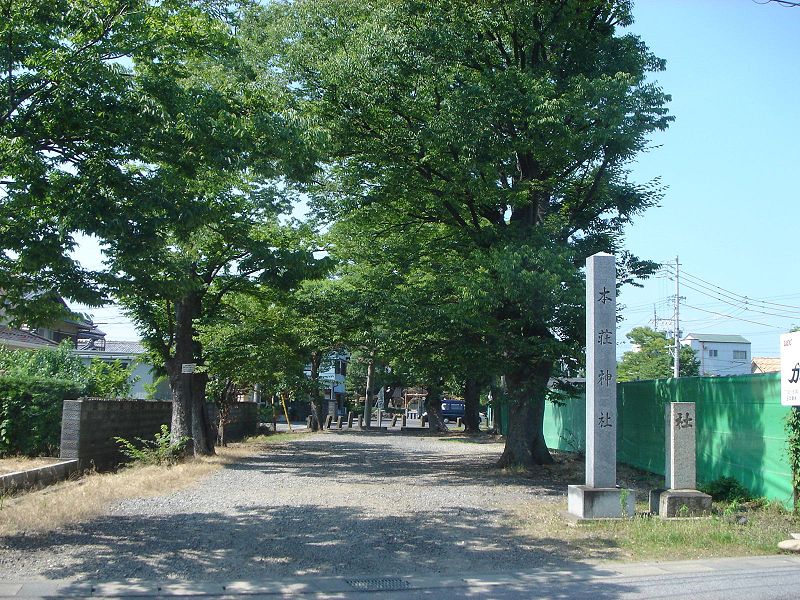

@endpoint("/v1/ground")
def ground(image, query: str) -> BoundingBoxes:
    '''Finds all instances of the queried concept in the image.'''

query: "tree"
[2,0,321,454]
[617,327,699,381]
[0,0,146,318]
[262,0,669,466]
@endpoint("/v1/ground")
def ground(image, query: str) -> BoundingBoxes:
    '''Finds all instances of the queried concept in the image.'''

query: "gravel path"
[0,432,591,583]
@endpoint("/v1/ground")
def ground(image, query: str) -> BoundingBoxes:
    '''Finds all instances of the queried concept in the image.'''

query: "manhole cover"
[346,578,411,591]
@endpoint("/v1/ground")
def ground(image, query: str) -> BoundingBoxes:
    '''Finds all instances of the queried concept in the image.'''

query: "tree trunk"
[497,360,554,468]
[165,292,213,456]
[463,377,481,433]
[363,355,375,429]
[308,351,324,431]
[425,383,448,433]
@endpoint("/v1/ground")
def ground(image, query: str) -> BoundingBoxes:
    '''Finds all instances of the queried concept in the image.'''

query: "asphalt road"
[2,555,799,598]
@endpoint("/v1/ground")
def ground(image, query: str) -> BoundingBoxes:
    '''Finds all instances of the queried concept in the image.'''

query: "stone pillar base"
[567,485,634,520]
[649,489,712,518]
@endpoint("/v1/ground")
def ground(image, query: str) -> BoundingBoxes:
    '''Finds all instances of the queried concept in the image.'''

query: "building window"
[733,350,748,360]
[708,349,718,357]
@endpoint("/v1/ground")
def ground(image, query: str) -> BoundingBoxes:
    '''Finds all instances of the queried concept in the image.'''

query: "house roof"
[0,326,58,349]
[752,357,781,374]
[104,341,145,354]
[683,333,751,344]
[77,340,145,355]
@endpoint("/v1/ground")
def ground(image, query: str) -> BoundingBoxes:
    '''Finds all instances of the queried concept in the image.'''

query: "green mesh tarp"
[538,373,792,506]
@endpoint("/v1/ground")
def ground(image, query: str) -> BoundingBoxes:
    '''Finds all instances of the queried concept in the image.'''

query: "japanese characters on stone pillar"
[567,253,634,520]
[649,402,711,518]
[586,253,617,489]
[666,402,696,490]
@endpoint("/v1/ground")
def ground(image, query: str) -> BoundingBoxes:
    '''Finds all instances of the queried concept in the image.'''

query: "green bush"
[0,343,136,398]
[701,476,752,503]
[0,375,84,457]
[115,425,190,466]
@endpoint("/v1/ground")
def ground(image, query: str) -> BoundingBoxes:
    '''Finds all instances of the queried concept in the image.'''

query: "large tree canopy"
[1,0,322,453]
[259,0,672,466]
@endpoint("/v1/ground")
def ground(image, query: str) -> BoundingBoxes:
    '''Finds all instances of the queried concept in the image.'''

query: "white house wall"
[684,340,751,377]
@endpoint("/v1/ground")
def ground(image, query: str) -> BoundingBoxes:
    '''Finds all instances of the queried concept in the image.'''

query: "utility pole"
[673,256,681,378]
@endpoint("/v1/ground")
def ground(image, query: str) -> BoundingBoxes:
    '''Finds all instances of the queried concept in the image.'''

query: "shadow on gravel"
[0,434,646,599]
[4,505,626,594]
[228,437,660,499]
[227,438,569,496]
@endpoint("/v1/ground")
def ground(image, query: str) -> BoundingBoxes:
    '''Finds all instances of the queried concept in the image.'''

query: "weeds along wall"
[60,399,260,469]
[515,373,790,505]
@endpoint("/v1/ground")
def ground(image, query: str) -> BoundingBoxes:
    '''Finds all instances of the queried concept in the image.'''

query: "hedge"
[0,375,84,457]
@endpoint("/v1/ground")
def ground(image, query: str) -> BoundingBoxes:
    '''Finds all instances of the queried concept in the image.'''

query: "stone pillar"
[336,415,343,429]
[358,415,364,428]
[376,410,383,428]
[348,412,355,428]
[649,402,711,518]
[568,253,634,520]
[324,414,333,429]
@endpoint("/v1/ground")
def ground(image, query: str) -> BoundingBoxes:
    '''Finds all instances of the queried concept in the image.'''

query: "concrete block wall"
[208,402,259,442]
[60,399,172,470]
[60,399,260,470]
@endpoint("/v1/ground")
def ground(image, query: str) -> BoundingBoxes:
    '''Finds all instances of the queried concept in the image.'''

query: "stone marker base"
[649,488,711,518]
[567,485,634,520]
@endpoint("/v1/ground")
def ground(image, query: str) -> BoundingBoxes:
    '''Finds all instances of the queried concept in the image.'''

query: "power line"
[660,263,800,312]
[682,302,781,329]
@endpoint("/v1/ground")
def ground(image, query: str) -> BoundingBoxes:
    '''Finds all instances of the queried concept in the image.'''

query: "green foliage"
[617,327,700,382]
[0,342,86,383]
[786,407,800,512]
[259,0,672,461]
[701,476,752,503]
[258,404,275,423]
[0,343,136,398]
[0,375,83,457]
[85,359,137,398]
[115,425,190,467]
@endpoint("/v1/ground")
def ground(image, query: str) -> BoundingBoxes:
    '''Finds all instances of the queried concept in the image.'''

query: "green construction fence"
[501,373,793,506]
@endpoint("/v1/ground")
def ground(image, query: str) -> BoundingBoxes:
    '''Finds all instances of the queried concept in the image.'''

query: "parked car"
[440,399,465,423]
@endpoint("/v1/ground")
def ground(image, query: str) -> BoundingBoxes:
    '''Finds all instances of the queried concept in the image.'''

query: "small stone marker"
[348,412,355,428]
[421,414,428,427]
[324,414,333,429]
[376,410,383,427]
[568,253,634,520]
[358,415,364,428]
[649,402,711,518]
[401,414,407,427]
[456,417,462,428]
[336,415,343,429]
[391,414,399,427]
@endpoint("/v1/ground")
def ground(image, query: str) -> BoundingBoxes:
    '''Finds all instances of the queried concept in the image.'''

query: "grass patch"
[0,433,296,537]
[507,498,799,562]
[0,456,61,475]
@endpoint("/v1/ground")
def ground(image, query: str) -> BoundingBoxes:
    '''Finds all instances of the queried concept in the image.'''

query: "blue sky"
[617,0,800,357]
[75,0,800,358]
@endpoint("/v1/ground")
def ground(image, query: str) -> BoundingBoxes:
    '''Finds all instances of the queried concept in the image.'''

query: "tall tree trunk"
[363,354,375,429]
[193,370,214,455]
[425,382,448,433]
[463,377,481,433]
[497,360,554,468]
[308,351,324,431]
[165,292,213,456]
